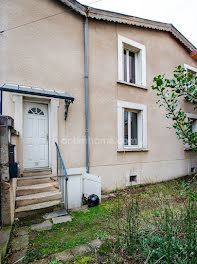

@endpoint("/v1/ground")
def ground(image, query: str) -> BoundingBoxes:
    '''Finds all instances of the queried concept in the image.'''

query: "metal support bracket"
[65,99,73,120]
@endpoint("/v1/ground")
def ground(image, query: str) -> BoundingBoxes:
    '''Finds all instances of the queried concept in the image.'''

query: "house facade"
[1,0,197,197]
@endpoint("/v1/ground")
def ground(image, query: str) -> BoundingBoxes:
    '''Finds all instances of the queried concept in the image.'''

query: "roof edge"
[59,0,86,16]
[59,0,196,52]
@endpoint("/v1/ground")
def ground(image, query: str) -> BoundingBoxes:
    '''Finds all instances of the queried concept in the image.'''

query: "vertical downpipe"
[0,185,1,229]
[0,90,2,228]
[84,10,89,173]
[0,90,2,115]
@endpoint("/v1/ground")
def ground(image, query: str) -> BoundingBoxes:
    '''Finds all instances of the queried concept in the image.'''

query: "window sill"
[117,80,148,90]
[117,147,149,152]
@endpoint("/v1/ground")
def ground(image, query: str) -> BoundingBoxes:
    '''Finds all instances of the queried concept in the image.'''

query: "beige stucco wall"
[0,0,196,191]
[0,0,86,172]
[88,20,197,191]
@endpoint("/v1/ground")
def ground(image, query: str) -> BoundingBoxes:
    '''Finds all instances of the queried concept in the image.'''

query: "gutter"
[84,8,89,173]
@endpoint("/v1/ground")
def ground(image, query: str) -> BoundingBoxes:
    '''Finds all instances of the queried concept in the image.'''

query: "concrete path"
[31,220,52,231]
[5,211,102,264]
[43,209,67,220]
[31,238,103,263]
[7,227,29,264]
[52,215,72,224]
[7,214,72,262]
[0,226,12,264]
[53,238,103,262]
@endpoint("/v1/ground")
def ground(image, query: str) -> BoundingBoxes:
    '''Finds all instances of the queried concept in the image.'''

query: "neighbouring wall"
[0,120,18,226]
[1,179,16,226]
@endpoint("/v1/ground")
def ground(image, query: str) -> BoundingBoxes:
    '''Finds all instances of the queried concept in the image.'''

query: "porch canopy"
[0,83,74,119]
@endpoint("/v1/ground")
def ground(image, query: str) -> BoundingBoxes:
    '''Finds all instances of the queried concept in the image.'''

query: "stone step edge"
[16,182,56,191]
[16,191,62,201]
[17,175,56,180]
[15,200,62,213]
[23,169,52,174]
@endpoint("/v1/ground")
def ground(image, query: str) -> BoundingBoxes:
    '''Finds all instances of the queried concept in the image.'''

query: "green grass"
[89,176,197,264]
[6,175,197,263]
[27,200,116,261]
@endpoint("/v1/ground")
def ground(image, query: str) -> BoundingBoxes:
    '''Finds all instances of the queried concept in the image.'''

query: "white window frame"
[187,113,197,132]
[184,64,197,74]
[192,120,197,133]
[117,100,147,151]
[118,35,146,87]
[185,113,197,150]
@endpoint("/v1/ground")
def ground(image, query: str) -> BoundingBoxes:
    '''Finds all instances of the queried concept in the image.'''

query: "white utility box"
[59,169,101,209]
[67,173,82,209]
[83,173,101,202]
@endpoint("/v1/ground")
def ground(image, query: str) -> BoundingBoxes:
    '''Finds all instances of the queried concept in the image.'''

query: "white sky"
[78,0,197,48]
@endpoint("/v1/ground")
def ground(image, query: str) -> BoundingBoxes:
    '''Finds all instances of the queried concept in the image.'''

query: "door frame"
[12,94,59,174]
[23,99,50,170]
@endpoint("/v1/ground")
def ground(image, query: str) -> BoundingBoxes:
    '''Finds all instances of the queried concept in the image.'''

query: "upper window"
[191,119,197,133]
[185,113,197,150]
[123,49,135,83]
[117,101,147,151]
[187,113,197,133]
[28,107,44,115]
[118,35,146,87]
[184,64,197,103]
[184,64,197,75]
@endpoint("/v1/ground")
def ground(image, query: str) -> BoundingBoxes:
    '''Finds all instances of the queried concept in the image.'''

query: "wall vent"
[130,175,137,182]
[126,171,140,186]
[188,163,197,175]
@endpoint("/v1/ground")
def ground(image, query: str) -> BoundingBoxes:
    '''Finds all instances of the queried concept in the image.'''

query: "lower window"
[185,113,197,150]
[117,101,147,151]
[124,110,138,146]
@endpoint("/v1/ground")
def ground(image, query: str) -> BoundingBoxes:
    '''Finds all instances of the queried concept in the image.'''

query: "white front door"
[23,102,49,169]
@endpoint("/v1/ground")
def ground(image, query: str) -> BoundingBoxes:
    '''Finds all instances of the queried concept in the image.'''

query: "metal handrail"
[55,142,68,181]
[55,142,68,210]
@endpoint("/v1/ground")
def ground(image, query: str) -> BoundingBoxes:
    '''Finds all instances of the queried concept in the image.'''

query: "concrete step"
[16,191,62,207]
[18,175,57,180]
[23,169,52,177]
[15,200,63,218]
[17,177,55,187]
[16,182,59,196]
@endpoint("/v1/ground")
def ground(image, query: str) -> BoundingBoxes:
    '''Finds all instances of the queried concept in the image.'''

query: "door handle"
[46,133,49,140]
